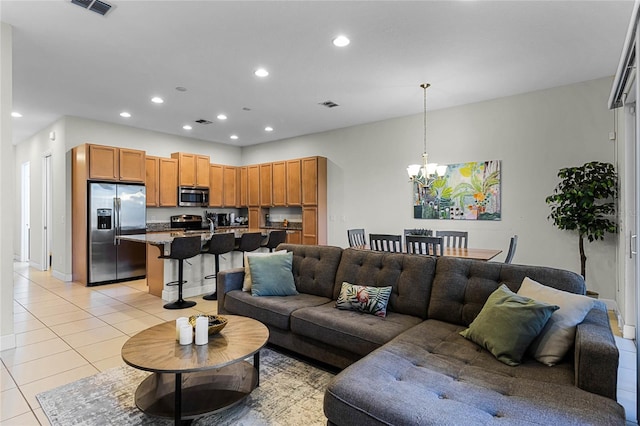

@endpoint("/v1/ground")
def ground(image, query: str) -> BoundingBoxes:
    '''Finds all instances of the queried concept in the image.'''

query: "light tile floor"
[1,263,218,425]
[0,263,637,425]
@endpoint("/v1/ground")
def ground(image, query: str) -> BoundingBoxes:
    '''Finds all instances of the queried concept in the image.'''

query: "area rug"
[37,347,334,425]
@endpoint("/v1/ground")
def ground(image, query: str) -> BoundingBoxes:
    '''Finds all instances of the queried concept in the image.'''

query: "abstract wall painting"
[413,160,501,220]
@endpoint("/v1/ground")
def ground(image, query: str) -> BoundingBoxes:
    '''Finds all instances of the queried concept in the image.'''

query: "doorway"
[21,161,30,262]
[43,154,52,270]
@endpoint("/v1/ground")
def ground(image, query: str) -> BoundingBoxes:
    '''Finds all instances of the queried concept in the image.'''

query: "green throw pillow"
[460,284,559,366]
[335,282,393,318]
[249,251,298,297]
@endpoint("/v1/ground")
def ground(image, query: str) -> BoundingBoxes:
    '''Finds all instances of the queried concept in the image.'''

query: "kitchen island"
[119,228,267,301]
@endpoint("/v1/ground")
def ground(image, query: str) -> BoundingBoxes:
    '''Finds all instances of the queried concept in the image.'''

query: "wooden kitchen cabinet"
[302,207,319,245]
[209,164,224,207]
[119,148,146,182]
[240,166,248,207]
[88,144,145,183]
[171,152,210,187]
[302,156,327,206]
[145,156,159,207]
[286,159,302,206]
[247,165,260,207]
[272,161,287,206]
[159,157,178,206]
[248,207,261,229]
[88,144,118,180]
[223,166,239,207]
[260,163,272,206]
[286,230,302,244]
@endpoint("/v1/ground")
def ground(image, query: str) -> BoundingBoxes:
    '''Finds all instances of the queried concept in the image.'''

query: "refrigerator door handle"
[115,197,122,245]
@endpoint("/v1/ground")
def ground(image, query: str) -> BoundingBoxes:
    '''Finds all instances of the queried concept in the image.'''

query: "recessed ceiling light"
[254,68,269,77]
[183,125,192,130]
[332,35,350,47]
[151,96,164,104]
[265,126,274,132]
[120,112,131,118]
[11,112,22,118]
[217,114,227,120]
[230,135,239,140]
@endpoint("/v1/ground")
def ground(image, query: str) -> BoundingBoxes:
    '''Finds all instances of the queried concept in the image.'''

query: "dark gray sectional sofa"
[217,244,625,425]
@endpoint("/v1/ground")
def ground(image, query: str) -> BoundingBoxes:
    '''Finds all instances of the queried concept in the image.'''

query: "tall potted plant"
[545,161,617,280]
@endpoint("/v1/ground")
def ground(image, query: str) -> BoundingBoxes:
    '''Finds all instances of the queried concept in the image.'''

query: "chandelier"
[407,83,447,187]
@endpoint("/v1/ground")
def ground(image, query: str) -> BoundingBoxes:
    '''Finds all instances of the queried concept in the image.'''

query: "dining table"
[352,245,502,261]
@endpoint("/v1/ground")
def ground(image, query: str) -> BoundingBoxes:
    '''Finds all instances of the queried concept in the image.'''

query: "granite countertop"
[119,228,267,245]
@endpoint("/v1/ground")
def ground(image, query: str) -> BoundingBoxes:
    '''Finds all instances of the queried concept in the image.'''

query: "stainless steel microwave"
[178,187,209,207]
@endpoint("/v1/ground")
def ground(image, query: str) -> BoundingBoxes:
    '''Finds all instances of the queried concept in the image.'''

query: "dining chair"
[261,230,288,252]
[347,228,367,247]
[435,230,468,248]
[504,235,518,264]
[233,232,264,266]
[404,228,433,237]
[406,235,444,256]
[369,234,402,253]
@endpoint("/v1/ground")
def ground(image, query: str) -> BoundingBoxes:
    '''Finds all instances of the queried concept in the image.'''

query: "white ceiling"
[1,0,635,146]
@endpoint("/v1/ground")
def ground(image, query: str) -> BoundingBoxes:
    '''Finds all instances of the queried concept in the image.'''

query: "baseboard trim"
[52,270,72,282]
[28,260,43,270]
[1,333,16,351]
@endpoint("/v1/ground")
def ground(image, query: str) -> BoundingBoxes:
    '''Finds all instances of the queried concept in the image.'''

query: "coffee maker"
[217,213,230,226]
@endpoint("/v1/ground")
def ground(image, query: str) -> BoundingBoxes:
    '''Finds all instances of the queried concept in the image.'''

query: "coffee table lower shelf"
[135,361,258,420]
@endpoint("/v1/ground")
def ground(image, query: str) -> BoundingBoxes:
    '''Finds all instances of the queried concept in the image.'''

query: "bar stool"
[159,236,202,310]
[261,230,287,252]
[233,232,264,266]
[201,232,236,301]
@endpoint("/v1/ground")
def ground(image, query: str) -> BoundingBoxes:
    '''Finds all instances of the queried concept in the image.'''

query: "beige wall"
[1,22,14,349]
[11,77,624,320]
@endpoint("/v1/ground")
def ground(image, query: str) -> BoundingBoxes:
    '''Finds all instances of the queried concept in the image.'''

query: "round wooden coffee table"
[121,315,269,424]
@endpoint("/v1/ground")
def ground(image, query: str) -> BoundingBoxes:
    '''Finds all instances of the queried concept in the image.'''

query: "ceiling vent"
[319,101,339,108]
[195,119,213,125]
[71,0,113,16]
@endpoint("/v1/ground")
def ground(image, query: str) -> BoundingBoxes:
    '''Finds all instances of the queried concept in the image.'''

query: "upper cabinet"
[272,161,287,207]
[88,144,145,183]
[145,156,159,207]
[286,159,302,206]
[158,157,178,207]
[302,156,326,206]
[209,164,238,207]
[259,163,272,207]
[209,164,224,207]
[240,166,249,207]
[247,165,260,207]
[171,152,210,188]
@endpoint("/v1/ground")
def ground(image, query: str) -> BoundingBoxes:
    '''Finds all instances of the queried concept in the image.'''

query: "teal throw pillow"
[335,282,393,318]
[249,251,298,297]
[460,284,559,366]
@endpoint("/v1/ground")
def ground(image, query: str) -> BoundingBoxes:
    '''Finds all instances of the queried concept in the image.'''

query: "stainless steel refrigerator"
[88,182,146,285]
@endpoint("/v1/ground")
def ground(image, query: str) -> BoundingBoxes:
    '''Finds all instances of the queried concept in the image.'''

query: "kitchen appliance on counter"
[171,214,208,232]
[178,187,209,207]
[216,213,230,227]
[88,182,146,285]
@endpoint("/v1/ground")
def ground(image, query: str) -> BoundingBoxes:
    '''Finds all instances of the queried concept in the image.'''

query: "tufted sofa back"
[334,248,436,319]
[277,244,343,299]
[428,257,587,326]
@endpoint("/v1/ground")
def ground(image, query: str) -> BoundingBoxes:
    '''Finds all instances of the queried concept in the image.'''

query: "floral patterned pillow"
[335,282,393,318]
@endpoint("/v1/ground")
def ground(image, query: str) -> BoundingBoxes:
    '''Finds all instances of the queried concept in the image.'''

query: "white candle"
[195,316,209,346]
[179,324,193,345]
[175,317,188,341]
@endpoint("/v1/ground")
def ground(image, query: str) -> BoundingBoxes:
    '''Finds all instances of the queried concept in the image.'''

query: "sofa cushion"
[243,250,288,292]
[248,252,298,297]
[335,282,393,317]
[428,257,586,326]
[277,244,343,298]
[291,302,423,356]
[324,319,625,426]
[460,284,558,366]
[223,289,331,330]
[518,276,596,366]
[334,248,435,319]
